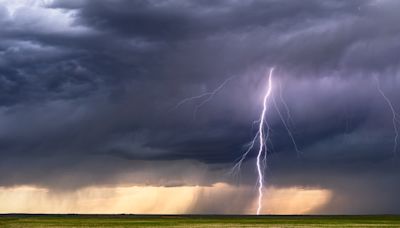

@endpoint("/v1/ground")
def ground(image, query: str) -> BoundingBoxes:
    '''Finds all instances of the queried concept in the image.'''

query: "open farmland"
[1,214,400,227]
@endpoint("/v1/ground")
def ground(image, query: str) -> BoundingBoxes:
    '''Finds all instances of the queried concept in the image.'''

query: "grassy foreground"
[1,214,400,227]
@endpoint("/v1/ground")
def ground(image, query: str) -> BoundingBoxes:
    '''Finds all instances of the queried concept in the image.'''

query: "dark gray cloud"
[0,0,400,213]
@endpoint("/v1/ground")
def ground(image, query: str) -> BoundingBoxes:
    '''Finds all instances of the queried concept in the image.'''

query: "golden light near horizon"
[0,183,331,214]
[257,186,332,214]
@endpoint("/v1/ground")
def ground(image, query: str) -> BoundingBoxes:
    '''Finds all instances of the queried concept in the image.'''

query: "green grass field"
[1,214,400,227]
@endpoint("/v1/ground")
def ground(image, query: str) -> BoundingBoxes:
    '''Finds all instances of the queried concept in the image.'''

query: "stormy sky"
[1,0,400,214]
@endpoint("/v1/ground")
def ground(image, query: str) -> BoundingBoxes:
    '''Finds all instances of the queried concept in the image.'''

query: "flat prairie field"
[1,214,400,228]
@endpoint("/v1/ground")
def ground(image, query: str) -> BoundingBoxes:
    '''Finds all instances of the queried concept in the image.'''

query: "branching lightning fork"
[273,86,302,158]
[171,76,235,118]
[278,81,295,129]
[374,76,400,158]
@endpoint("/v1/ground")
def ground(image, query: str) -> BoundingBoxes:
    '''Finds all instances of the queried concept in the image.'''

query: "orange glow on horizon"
[0,183,331,214]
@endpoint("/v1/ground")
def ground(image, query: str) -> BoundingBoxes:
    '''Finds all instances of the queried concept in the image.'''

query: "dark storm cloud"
[1,0,400,213]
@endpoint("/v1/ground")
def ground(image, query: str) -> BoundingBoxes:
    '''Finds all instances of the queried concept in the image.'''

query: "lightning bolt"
[174,67,298,215]
[229,68,276,214]
[374,76,400,158]
[255,67,274,215]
